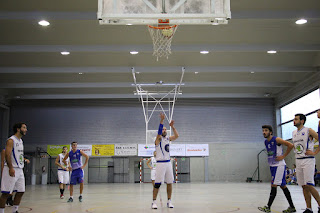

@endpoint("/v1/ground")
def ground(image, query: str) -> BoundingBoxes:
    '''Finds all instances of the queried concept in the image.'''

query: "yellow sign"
[47,145,70,156]
[92,144,114,156]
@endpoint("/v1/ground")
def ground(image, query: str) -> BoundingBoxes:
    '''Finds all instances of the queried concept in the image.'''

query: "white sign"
[138,144,155,156]
[170,144,186,156]
[185,144,209,156]
[115,144,137,156]
[77,145,92,156]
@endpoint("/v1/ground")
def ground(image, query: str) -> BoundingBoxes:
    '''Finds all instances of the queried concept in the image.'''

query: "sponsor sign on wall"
[47,145,70,156]
[138,144,155,156]
[115,144,137,156]
[92,144,115,156]
[77,145,92,156]
[185,144,209,156]
[170,144,186,156]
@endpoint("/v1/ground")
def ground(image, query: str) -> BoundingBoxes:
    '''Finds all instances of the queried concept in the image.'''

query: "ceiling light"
[136,72,140,74]
[264,93,271,97]
[267,50,277,54]
[130,51,139,55]
[211,23,219,25]
[195,72,199,74]
[200,51,209,54]
[78,72,83,75]
[250,71,255,74]
[61,51,70,55]
[38,20,50,26]
[126,23,133,26]
[295,19,307,25]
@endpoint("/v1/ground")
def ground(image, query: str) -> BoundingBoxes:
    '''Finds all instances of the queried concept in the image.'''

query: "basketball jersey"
[155,136,170,161]
[9,135,24,169]
[292,127,313,159]
[58,153,69,170]
[2,149,7,166]
[150,157,156,169]
[69,150,82,170]
[265,136,285,166]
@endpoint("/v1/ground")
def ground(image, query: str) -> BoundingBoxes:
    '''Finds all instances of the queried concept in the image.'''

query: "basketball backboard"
[98,0,231,25]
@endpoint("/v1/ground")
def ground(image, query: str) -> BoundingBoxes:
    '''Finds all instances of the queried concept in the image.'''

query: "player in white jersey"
[55,146,70,199]
[258,125,296,213]
[147,151,157,186]
[0,123,27,213]
[151,113,179,209]
[292,114,320,213]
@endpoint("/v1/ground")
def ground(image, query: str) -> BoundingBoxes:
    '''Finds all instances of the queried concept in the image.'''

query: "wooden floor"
[2,182,317,213]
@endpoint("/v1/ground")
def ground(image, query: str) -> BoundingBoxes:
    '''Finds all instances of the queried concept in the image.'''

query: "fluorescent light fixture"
[267,50,277,54]
[211,23,219,25]
[200,51,209,54]
[130,51,139,55]
[78,72,83,75]
[126,23,133,26]
[195,72,199,74]
[61,51,70,55]
[295,19,307,25]
[250,71,255,74]
[38,20,50,26]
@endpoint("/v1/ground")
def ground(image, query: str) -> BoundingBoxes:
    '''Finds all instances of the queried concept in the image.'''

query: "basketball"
[162,28,173,37]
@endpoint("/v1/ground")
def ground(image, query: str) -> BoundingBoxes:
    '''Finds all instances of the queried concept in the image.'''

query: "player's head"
[162,126,167,137]
[293,164,296,168]
[71,141,78,150]
[262,125,273,138]
[13,122,27,136]
[317,109,320,119]
[294,113,306,127]
[153,151,157,157]
[62,146,68,154]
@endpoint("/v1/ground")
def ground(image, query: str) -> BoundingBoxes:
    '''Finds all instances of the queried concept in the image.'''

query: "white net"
[148,25,178,60]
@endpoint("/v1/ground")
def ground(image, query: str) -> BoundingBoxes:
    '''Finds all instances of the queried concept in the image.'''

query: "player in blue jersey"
[63,141,89,203]
[258,125,296,213]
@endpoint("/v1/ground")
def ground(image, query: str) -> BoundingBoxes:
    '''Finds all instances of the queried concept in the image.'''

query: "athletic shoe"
[60,194,64,199]
[167,200,174,208]
[151,202,158,209]
[67,197,73,203]
[303,209,313,213]
[283,207,296,212]
[79,195,82,202]
[258,206,271,212]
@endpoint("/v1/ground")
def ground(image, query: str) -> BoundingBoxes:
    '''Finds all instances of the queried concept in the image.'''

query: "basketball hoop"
[148,19,178,61]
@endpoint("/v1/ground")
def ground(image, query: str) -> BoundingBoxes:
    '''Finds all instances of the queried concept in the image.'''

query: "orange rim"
[148,25,177,30]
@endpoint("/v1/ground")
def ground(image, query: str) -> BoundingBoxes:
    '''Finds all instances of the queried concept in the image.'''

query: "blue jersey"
[265,136,285,166]
[69,150,82,170]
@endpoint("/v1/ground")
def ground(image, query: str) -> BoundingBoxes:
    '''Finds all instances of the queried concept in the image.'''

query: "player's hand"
[275,155,284,161]
[68,166,72,171]
[160,113,165,121]
[9,168,15,177]
[81,166,85,169]
[306,150,316,156]
[169,120,175,127]
[25,159,30,164]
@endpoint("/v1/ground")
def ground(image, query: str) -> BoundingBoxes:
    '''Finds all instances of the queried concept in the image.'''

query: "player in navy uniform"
[258,125,296,213]
[151,113,179,209]
[63,141,89,203]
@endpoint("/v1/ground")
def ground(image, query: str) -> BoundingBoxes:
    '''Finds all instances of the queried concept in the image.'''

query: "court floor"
[3,182,316,213]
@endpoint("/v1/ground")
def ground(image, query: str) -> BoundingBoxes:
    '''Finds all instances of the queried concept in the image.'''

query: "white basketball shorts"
[296,157,315,186]
[154,161,174,184]
[1,166,25,193]
[58,170,70,184]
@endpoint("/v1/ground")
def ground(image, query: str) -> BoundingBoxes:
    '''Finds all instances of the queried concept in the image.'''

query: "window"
[280,88,319,140]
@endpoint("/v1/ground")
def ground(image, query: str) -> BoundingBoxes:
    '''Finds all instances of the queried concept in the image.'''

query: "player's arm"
[275,137,293,161]
[1,149,5,176]
[155,113,165,146]
[306,128,319,156]
[24,158,30,164]
[169,120,179,141]
[62,152,69,166]
[80,150,89,169]
[5,139,15,177]
[146,158,152,169]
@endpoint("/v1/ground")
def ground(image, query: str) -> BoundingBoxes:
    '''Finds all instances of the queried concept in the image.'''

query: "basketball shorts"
[270,165,286,186]
[151,169,156,181]
[58,170,70,184]
[296,158,315,186]
[70,168,84,185]
[155,161,174,184]
[1,166,25,193]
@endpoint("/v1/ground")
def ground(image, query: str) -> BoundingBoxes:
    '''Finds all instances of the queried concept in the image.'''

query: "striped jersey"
[264,136,285,166]
[292,127,313,159]
[155,136,170,161]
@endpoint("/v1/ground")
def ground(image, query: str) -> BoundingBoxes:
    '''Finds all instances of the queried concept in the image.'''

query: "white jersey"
[58,153,69,170]
[292,127,313,159]
[9,135,24,168]
[155,136,170,161]
[150,157,156,170]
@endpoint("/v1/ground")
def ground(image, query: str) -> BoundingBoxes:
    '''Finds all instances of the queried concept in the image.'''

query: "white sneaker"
[167,200,174,208]
[151,202,158,209]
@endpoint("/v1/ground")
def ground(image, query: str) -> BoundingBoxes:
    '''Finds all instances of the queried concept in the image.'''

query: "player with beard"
[151,113,179,209]
[0,123,28,213]
[293,113,320,213]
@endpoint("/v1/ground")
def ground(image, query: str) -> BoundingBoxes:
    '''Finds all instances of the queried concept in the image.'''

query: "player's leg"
[165,162,174,208]
[11,168,25,213]
[68,171,75,203]
[0,166,15,212]
[258,167,278,212]
[152,163,165,209]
